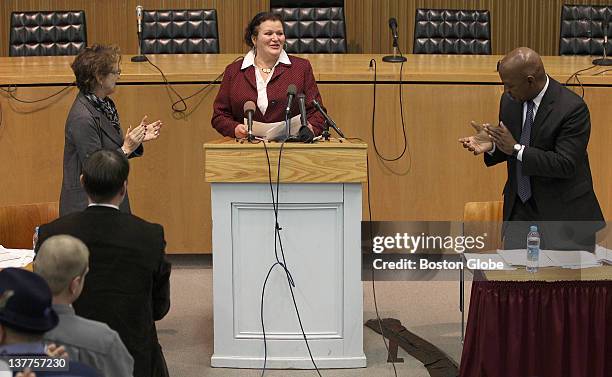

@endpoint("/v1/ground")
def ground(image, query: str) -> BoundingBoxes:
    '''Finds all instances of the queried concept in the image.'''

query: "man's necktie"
[517,100,534,203]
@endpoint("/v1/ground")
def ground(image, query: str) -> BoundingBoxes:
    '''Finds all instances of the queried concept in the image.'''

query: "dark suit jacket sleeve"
[152,225,171,320]
[484,95,510,167]
[521,101,590,179]
[211,64,241,137]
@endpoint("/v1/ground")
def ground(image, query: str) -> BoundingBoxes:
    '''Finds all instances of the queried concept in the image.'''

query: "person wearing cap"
[34,235,134,377]
[0,268,100,377]
[35,149,171,377]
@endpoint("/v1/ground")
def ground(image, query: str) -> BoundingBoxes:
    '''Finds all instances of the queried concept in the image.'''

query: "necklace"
[258,66,273,74]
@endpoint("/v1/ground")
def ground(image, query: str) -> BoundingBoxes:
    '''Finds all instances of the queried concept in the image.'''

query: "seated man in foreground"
[35,234,134,377]
[35,149,172,377]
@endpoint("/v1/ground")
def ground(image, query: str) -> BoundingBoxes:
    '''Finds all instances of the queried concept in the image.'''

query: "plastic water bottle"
[33,226,39,250]
[526,225,540,273]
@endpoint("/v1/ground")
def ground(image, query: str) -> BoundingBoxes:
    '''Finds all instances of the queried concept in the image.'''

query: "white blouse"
[240,49,291,115]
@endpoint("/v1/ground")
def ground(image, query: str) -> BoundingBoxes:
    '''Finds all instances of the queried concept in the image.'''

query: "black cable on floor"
[346,136,399,377]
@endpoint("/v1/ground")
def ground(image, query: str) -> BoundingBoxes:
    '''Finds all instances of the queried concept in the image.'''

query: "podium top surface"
[204,138,367,183]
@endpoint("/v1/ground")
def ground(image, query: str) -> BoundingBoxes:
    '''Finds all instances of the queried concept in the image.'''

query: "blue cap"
[530,225,538,231]
[0,268,58,333]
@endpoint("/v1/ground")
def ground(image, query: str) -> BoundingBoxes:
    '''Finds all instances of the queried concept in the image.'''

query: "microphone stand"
[131,31,147,62]
[383,37,406,63]
[322,120,331,141]
[593,18,612,66]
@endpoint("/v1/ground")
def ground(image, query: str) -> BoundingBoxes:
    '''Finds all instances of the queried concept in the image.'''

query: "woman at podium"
[59,44,163,215]
[212,12,327,138]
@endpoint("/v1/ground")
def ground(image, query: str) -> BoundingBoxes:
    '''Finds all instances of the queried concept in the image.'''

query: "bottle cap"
[530,225,538,232]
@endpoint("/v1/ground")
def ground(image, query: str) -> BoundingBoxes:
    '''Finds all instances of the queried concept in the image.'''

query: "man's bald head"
[498,47,547,102]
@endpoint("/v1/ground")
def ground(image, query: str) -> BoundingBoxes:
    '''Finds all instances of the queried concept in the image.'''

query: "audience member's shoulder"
[48,314,122,355]
[123,212,164,233]
[42,211,85,229]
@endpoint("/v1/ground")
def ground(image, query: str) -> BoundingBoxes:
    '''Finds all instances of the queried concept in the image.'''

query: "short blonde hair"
[34,235,89,295]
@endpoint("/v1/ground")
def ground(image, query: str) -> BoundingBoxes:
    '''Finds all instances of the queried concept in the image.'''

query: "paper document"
[463,253,516,270]
[497,248,603,269]
[497,249,556,267]
[0,245,35,268]
[245,115,302,141]
[545,249,601,269]
[595,245,612,264]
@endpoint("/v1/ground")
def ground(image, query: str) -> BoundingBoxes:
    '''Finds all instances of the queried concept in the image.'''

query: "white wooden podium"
[204,138,367,369]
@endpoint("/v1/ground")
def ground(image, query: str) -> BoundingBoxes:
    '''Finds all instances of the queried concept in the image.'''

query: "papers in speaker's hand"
[497,248,606,269]
[0,245,35,268]
[244,115,302,141]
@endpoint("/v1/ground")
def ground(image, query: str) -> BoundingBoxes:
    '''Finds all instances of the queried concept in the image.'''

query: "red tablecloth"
[459,280,612,377]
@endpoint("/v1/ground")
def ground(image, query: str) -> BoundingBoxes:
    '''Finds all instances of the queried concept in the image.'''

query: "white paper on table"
[463,253,516,270]
[0,245,35,268]
[595,245,612,263]
[496,249,556,267]
[544,249,601,268]
[244,115,302,141]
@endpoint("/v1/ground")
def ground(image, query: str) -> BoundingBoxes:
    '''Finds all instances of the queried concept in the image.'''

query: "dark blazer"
[212,55,327,137]
[60,92,143,216]
[485,78,604,224]
[36,206,171,377]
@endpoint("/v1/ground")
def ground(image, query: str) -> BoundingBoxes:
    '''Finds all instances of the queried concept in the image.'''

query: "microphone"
[283,84,298,140]
[389,18,399,41]
[312,99,345,138]
[593,17,612,66]
[136,5,143,34]
[382,17,407,63]
[297,93,313,143]
[131,5,147,63]
[243,101,256,141]
[297,93,308,128]
[285,84,297,115]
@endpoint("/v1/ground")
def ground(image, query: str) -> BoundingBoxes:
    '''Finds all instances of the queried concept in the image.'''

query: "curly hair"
[71,44,121,93]
[244,12,283,48]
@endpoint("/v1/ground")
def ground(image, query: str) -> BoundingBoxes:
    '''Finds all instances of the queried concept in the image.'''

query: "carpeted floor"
[157,256,472,377]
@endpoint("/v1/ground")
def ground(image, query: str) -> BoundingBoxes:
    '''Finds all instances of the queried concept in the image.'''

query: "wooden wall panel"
[0,0,269,56]
[2,0,611,56]
[345,0,612,55]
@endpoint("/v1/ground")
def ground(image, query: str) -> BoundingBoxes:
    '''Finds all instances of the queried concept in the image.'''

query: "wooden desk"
[1,55,610,253]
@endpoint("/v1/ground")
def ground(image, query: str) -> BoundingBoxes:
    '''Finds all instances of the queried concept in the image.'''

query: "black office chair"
[141,9,219,54]
[413,9,491,54]
[9,11,87,57]
[560,4,612,56]
[271,0,347,53]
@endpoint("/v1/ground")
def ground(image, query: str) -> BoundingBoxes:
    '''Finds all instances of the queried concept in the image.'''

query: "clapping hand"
[484,121,516,155]
[122,115,163,155]
[122,124,145,155]
[459,121,494,155]
[139,115,163,142]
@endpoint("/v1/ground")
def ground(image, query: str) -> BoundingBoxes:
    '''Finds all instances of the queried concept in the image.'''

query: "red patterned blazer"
[211,55,326,137]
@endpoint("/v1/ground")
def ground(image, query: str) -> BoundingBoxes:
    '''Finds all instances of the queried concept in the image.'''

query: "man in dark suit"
[460,47,604,250]
[36,149,171,377]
